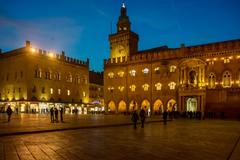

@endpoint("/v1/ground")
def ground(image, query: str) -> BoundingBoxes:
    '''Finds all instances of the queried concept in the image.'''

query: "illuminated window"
[129,85,136,92]
[129,70,136,77]
[67,90,71,96]
[108,72,114,78]
[142,83,150,91]
[169,65,177,73]
[208,73,216,89]
[67,73,73,82]
[117,71,124,77]
[222,71,231,88]
[142,68,149,75]
[83,91,86,97]
[50,88,53,94]
[108,86,114,93]
[76,75,80,84]
[154,67,160,74]
[222,57,230,64]
[118,86,125,92]
[35,69,42,78]
[155,83,162,91]
[58,89,61,95]
[168,82,176,90]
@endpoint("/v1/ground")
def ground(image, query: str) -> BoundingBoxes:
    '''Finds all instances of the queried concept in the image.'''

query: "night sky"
[0,0,240,71]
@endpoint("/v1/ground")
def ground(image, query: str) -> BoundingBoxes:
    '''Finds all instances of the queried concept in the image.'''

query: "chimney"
[26,40,31,47]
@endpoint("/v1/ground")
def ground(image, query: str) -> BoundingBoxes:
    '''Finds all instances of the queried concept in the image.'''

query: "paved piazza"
[0,117,239,160]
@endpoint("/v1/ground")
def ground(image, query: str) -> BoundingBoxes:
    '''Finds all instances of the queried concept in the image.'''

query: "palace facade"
[0,41,90,114]
[104,4,240,118]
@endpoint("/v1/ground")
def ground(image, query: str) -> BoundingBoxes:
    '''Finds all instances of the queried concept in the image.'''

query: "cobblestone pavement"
[0,120,239,160]
[0,114,161,136]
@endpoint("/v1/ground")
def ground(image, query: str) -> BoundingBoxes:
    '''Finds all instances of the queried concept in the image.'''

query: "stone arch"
[167,99,177,112]
[129,100,138,112]
[108,101,116,113]
[141,99,150,110]
[118,100,127,113]
[153,99,163,113]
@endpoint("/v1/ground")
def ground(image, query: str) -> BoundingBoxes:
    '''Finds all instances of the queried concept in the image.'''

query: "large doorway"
[118,100,127,113]
[186,97,197,112]
[129,100,138,112]
[108,101,116,113]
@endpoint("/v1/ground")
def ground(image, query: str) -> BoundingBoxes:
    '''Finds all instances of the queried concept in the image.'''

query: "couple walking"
[131,108,146,129]
[50,107,64,123]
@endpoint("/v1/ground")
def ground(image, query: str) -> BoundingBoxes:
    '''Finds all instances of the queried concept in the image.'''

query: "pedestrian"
[50,107,54,123]
[131,110,139,129]
[60,107,64,122]
[6,105,13,122]
[55,108,58,122]
[163,110,168,125]
[140,107,146,128]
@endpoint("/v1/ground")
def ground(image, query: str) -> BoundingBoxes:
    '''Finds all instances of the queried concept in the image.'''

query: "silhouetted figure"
[189,111,193,119]
[6,105,13,122]
[131,110,139,129]
[60,107,64,122]
[163,110,168,125]
[140,108,146,128]
[50,107,54,123]
[55,108,58,122]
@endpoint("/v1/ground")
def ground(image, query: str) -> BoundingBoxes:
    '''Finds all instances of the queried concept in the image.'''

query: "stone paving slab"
[0,114,163,136]
[0,120,239,160]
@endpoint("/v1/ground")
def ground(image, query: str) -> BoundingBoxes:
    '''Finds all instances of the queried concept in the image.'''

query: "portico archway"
[186,97,197,112]
[153,99,163,113]
[108,101,116,113]
[167,99,177,112]
[118,100,127,113]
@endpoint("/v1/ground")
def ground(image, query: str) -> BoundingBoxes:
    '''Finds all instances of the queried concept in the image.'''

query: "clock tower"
[109,3,139,61]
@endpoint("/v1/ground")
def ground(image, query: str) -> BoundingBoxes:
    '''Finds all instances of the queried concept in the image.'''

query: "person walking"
[140,108,146,128]
[54,108,58,122]
[50,107,54,123]
[163,110,168,125]
[6,105,13,122]
[60,107,64,122]
[131,110,139,129]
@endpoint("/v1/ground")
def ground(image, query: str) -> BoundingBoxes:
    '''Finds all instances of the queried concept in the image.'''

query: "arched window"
[108,86,114,93]
[129,70,136,77]
[168,82,176,90]
[222,71,231,88]
[35,68,42,78]
[66,73,73,82]
[129,85,136,92]
[117,71,124,77]
[169,65,177,72]
[108,72,114,78]
[118,86,125,92]
[56,72,61,81]
[142,83,150,91]
[142,68,149,75]
[155,83,162,91]
[208,73,216,89]
[75,75,80,84]
[154,67,160,74]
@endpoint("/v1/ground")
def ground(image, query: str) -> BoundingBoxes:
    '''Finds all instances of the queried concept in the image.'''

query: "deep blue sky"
[0,0,240,71]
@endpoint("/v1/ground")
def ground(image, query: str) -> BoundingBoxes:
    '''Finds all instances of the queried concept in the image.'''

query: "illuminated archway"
[141,99,150,110]
[108,101,116,113]
[118,100,127,113]
[153,99,163,113]
[186,98,197,112]
[129,100,138,111]
[167,99,177,112]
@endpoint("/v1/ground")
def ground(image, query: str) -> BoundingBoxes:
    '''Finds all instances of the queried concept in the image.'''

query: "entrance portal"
[186,97,197,112]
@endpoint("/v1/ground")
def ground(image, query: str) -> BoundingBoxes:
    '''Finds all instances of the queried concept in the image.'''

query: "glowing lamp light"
[229,56,233,59]
[30,48,36,53]
[213,58,217,61]
[237,55,240,59]
[206,59,210,62]
[48,53,54,58]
